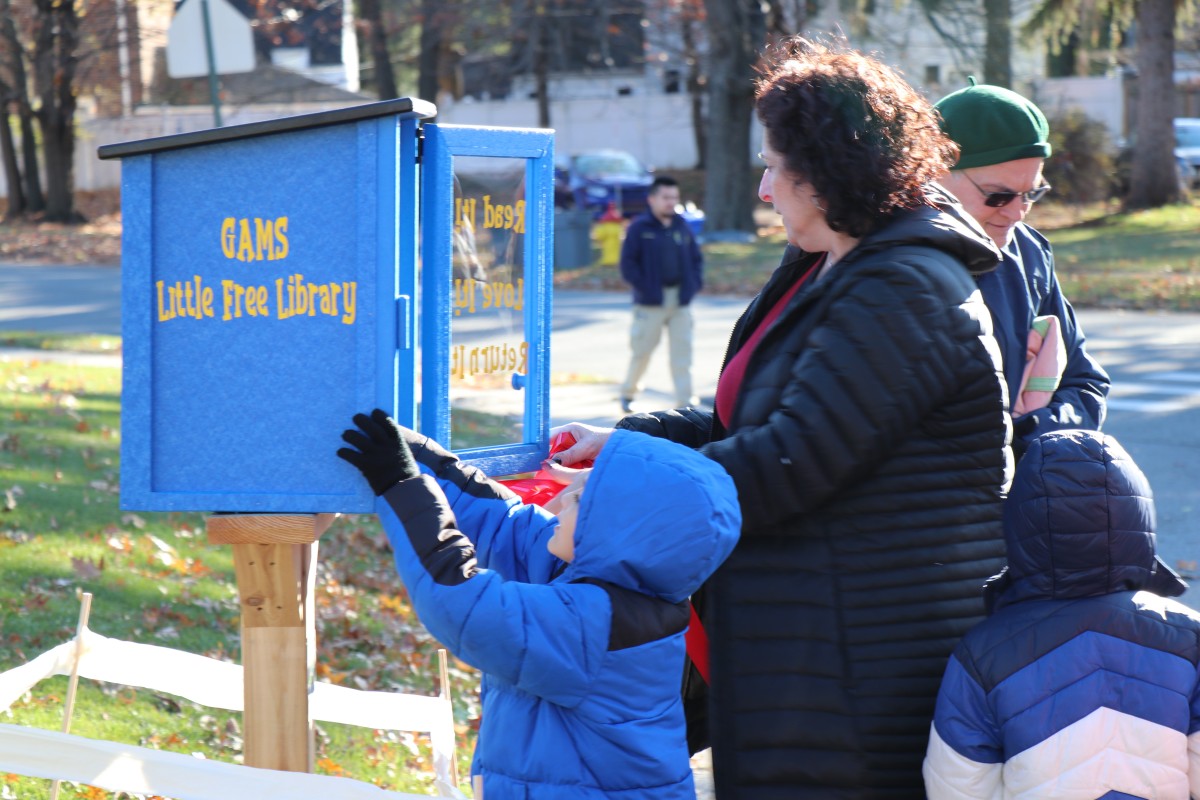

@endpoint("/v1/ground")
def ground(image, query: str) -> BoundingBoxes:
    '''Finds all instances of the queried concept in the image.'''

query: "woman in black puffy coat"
[547,37,1013,798]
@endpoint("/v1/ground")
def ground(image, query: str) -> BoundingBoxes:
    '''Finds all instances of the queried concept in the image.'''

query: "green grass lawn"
[0,332,121,354]
[1044,204,1200,309]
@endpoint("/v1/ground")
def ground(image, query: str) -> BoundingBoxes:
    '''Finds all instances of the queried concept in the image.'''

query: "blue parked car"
[1117,118,1200,193]
[557,150,655,219]
[1174,118,1200,188]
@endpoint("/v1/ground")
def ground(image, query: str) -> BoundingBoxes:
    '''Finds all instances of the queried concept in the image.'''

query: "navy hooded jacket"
[377,429,741,800]
[924,430,1200,799]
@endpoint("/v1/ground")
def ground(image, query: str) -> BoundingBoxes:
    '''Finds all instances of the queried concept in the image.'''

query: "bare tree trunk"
[681,8,706,168]
[1127,0,1179,208]
[763,0,792,41]
[0,0,43,213]
[982,0,1012,87]
[417,0,441,103]
[32,0,81,222]
[770,0,814,35]
[360,0,398,99]
[0,9,23,216]
[16,105,42,212]
[532,1,550,128]
[0,95,24,218]
[702,0,763,233]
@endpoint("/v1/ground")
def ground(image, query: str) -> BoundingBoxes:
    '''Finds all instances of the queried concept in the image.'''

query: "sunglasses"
[962,171,1052,208]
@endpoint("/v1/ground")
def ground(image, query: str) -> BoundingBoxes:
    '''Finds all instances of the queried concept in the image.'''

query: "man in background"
[617,175,704,413]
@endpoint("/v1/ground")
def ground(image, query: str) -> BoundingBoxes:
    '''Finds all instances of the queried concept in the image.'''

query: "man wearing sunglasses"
[935,80,1110,458]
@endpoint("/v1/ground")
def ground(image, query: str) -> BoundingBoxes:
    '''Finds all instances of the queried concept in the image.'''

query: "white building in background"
[1032,75,1127,140]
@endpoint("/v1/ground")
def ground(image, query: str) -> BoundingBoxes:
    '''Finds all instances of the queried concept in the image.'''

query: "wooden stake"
[49,590,93,800]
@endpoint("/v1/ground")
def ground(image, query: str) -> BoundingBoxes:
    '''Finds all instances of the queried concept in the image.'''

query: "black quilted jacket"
[618,190,1013,798]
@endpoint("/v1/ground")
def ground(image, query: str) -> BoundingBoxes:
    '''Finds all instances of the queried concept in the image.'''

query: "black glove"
[337,409,420,495]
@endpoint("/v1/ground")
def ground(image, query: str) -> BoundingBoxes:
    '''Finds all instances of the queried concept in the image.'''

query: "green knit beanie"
[935,77,1052,169]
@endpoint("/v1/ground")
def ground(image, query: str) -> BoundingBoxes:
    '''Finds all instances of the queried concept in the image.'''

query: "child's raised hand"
[337,409,420,495]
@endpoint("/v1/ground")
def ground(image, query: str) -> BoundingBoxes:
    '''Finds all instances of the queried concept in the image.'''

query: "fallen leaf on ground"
[71,556,104,579]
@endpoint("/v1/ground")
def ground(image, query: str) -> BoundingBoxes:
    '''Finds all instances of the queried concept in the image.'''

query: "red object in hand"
[498,432,594,505]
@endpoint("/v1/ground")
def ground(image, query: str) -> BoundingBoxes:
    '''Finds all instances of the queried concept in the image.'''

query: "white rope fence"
[0,626,465,799]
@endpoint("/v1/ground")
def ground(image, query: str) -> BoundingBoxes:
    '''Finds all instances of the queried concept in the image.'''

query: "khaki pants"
[619,286,694,406]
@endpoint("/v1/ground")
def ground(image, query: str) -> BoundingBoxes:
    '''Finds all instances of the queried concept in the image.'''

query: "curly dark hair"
[755,37,958,238]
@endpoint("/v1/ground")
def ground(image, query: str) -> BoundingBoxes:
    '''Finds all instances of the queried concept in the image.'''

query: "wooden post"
[207,513,336,772]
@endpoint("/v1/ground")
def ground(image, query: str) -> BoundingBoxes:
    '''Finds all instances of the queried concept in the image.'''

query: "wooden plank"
[206,514,336,544]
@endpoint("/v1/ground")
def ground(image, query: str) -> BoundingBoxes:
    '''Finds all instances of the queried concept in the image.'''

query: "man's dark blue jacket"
[980,222,1110,456]
[619,213,703,306]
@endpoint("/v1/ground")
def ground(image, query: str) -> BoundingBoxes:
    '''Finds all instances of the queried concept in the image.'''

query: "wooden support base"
[206,514,336,772]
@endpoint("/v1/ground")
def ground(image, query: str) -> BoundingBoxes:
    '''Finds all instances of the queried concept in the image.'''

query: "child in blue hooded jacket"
[337,409,740,800]
[923,429,1200,799]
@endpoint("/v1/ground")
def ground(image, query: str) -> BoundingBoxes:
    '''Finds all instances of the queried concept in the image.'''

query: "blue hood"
[986,429,1187,612]
[560,430,741,603]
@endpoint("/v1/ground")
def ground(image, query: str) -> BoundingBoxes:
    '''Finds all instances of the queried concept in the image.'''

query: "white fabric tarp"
[0,627,463,798]
[0,723,442,800]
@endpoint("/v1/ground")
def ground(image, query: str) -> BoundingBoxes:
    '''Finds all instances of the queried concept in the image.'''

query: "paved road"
[1082,310,1200,601]
[0,263,121,334]
[2,264,1198,612]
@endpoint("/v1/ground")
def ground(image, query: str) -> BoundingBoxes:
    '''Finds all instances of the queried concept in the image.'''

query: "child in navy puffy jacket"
[924,429,1200,799]
[337,410,740,800]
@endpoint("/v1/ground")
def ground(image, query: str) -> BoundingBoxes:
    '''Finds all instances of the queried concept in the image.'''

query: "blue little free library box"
[99,98,556,513]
